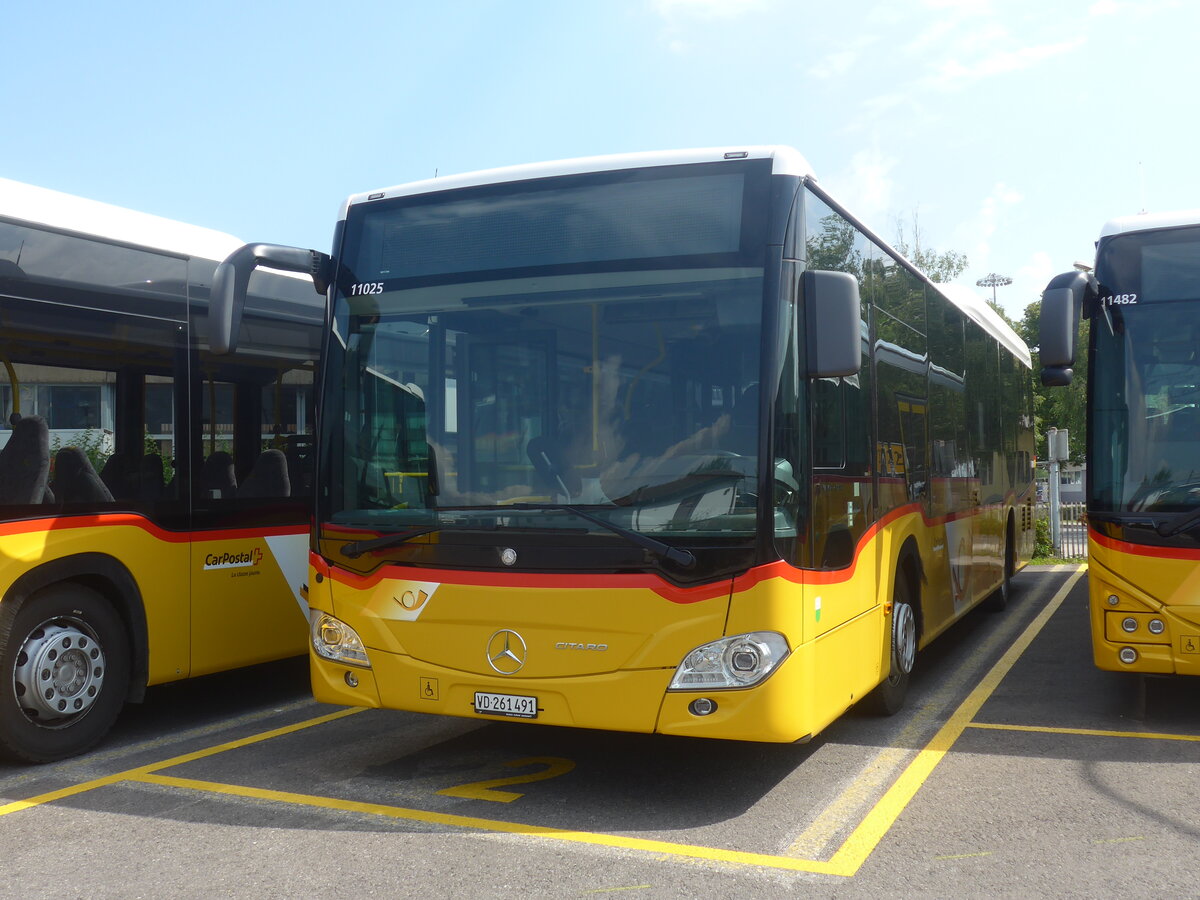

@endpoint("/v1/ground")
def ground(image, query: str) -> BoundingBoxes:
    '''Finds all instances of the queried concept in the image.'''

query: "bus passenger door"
[189,266,320,675]
[188,369,314,675]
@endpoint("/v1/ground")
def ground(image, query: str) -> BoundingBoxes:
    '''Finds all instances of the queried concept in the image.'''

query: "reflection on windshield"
[327,268,769,537]
[1121,326,1200,512]
[1092,239,1200,514]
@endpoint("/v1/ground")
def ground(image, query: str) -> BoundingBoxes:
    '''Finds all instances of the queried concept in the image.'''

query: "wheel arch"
[895,535,925,640]
[3,553,149,702]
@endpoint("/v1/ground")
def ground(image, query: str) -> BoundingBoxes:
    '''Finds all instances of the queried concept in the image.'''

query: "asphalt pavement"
[2,565,1196,899]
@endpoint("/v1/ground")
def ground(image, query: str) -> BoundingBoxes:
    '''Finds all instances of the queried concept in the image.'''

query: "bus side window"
[811,378,846,467]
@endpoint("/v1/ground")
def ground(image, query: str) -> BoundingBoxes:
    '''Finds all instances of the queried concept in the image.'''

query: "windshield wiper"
[508,503,696,569]
[1088,508,1200,538]
[340,505,695,568]
[1086,511,1154,526]
[1155,505,1200,538]
[427,503,696,568]
[341,525,441,559]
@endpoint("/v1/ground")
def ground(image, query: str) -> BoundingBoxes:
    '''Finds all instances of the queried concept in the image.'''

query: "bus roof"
[936,283,1031,369]
[0,177,244,263]
[341,146,816,214]
[1100,209,1200,239]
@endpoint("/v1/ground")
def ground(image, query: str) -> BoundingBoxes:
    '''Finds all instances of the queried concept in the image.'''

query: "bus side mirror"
[1039,270,1095,387]
[804,270,862,378]
[210,243,331,355]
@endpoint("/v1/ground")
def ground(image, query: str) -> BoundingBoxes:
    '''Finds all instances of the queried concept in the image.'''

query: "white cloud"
[1088,0,1182,17]
[1011,250,1056,315]
[928,38,1086,90]
[921,0,994,11]
[809,35,880,80]
[902,1,1002,57]
[975,182,1023,260]
[860,93,916,119]
[827,149,898,229]
[651,0,770,53]
[1087,0,1180,14]
[888,3,1090,96]
[952,182,1023,290]
[809,49,863,81]
[651,0,769,20]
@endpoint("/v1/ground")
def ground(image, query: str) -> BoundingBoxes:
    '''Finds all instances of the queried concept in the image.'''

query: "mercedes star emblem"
[486,629,527,675]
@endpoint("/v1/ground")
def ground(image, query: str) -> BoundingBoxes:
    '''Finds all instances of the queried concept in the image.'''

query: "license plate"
[473,691,538,719]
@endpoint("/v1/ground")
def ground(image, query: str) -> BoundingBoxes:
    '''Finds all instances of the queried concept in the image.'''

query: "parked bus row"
[8,148,1081,762]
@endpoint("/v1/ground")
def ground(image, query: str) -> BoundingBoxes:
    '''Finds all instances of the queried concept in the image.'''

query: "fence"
[1037,500,1088,560]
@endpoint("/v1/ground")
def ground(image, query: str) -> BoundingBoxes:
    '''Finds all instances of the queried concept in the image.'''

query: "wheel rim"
[12,617,106,726]
[892,602,917,675]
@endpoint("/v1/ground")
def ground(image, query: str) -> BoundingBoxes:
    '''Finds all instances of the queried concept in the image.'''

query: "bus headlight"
[668,632,790,690]
[311,612,371,668]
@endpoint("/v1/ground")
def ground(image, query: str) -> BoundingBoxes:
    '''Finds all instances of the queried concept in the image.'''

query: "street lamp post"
[976,273,1013,309]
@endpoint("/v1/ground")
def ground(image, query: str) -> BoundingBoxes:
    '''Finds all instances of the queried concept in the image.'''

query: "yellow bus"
[215,147,1035,742]
[1041,210,1200,676]
[0,178,322,761]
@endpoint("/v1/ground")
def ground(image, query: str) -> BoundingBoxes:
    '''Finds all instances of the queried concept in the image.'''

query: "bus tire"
[864,574,917,716]
[985,519,1016,613]
[0,584,130,763]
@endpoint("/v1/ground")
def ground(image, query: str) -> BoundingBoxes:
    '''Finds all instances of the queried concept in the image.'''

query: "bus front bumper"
[309,645,820,743]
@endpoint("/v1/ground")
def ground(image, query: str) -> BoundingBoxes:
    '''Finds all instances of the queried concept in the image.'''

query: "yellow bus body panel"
[1088,530,1200,675]
[188,528,309,676]
[309,498,1028,742]
[1,516,190,683]
[0,516,308,685]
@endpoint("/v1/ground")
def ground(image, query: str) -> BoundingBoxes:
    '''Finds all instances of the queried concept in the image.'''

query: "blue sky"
[3,0,1192,321]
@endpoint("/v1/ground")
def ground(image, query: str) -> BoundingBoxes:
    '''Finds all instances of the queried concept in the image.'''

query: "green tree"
[892,214,968,283]
[807,214,863,276]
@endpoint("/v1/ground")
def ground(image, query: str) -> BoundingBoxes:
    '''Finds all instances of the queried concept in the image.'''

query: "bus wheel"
[985,525,1015,613]
[0,584,130,763]
[864,576,917,716]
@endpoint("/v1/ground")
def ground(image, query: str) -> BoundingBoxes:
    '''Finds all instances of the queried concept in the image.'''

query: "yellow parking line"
[788,567,1072,858]
[0,773,130,817]
[967,722,1200,743]
[131,772,846,875]
[0,707,363,818]
[824,566,1087,875]
[0,698,323,795]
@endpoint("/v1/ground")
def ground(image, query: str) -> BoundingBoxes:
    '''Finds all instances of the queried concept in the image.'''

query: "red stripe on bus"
[0,514,307,543]
[1090,527,1200,561]
[320,558,733,605]
[316,496,1026,602]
